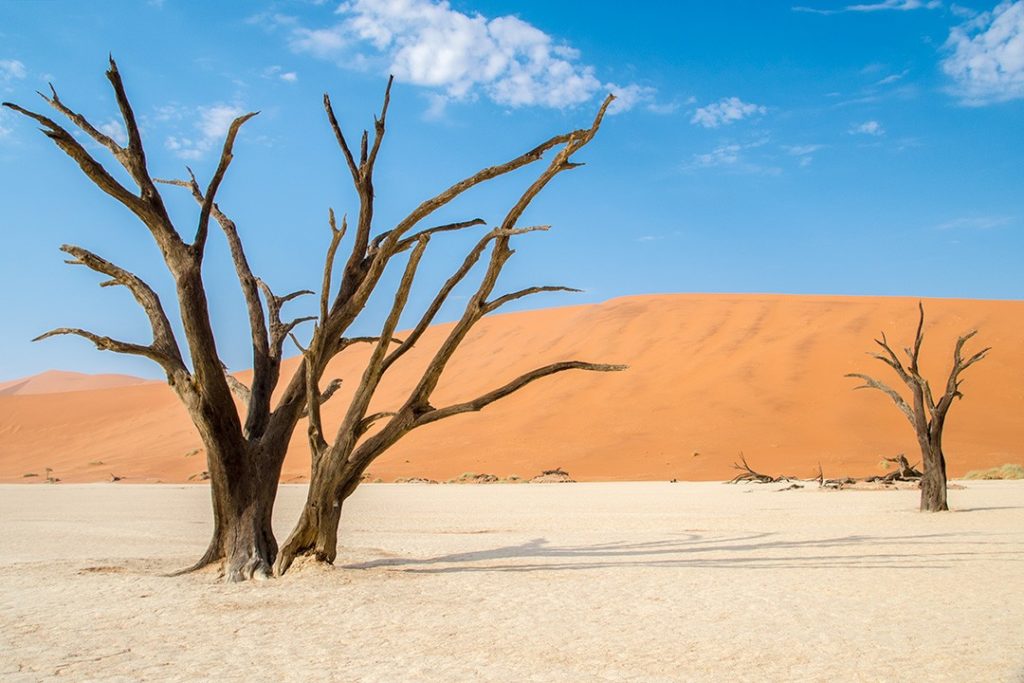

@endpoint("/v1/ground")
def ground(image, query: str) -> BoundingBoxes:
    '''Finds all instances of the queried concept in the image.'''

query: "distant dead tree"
[4,58,622,580]
[846,303,990,511]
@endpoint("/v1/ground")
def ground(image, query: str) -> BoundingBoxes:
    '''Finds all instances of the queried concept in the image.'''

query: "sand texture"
[1,481,1022,681]
[1,294,1022,483]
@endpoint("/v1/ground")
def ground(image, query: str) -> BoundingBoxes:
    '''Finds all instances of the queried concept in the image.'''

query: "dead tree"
[5,58,620,581]
[846,303,989,511]
[274,95,624,574]
[726,453,794,484]
[873,454,922,482]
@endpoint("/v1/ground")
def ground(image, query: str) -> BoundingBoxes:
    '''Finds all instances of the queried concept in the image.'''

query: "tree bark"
[276,455,365,573]
[919,442,948,512]
[181,439,285,581]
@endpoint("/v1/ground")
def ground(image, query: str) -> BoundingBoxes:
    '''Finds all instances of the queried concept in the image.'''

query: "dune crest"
[1,294,1020,483]
[0,370,151,397]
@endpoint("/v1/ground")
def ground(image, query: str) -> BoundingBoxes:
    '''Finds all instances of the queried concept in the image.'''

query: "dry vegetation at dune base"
[964,463,1024,480]
[1,481,1022,681]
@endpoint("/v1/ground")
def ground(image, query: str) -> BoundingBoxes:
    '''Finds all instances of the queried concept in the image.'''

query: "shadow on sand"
[342,530,1024,574]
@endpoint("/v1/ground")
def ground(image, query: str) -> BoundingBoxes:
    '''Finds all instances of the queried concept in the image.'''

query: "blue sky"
[0,0,1021,380]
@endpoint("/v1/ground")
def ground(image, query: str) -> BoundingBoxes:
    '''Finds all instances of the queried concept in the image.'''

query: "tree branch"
[845,372,916,427]
[372,217,486,253]
[416,361,627,427]
[323,93,360,184]
[59,244,186,372]
[365,75,393,174]
[33,327,174,367]
[320,210,346,325]
[224,373,251,406]
[2,101,149,220]
[257,280,315,361]
[38,83,128,167]
[194,112,259,255]
[483,285,582,315]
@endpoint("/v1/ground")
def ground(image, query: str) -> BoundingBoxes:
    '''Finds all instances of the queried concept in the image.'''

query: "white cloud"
[851,120,885,135]
[646,100,682,115]
[876,69,909,85]
[98,119,128,146]
[950,4,979,18]
[291,25,348,58]
[686,138,779,174]
[0,111,12,140]
[0,59,27,82]
[263,65,299,82]
[785,144,826,155]
[690,97,766,128]
[197,104,244,140]
[942,1,1024,105]
[278,0,652,113]
[606,83,660,114]
[784,143,825,166]
[934,215,1015,229]
[164,103,248,160]
[793,0,940,14]
[1,59,27,92]
[845,0,941,10]
[692,143,744,167]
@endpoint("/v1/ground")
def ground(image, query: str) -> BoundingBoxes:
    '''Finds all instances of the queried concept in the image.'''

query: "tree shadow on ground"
[341,531,1024,574]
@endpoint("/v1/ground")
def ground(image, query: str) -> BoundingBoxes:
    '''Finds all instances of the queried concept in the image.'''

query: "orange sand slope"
[0,370,152,396]
[1,294,1021,483]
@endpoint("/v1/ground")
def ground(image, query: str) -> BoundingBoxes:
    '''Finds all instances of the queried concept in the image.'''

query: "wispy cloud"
[0,110,13,141]
[97,119,127,146]
[690,97,766,128]
[263,65,298,82]
[291,25,348,58]
[0,59,26,81]
[850,120,885,135]
[942,1,1024,105]
[934,215,1016,230]
[255,0,658,114]
[163,103,249,160]
[876,69,909,85]
[686,138,780,174]
[784,143,826,166]
[793,0,940,14]
[1,58,27,94]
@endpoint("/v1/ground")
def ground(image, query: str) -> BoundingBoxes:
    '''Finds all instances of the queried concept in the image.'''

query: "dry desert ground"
[1,481,1022,682]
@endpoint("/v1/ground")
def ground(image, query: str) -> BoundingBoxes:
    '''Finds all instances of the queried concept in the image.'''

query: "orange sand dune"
[1,294,1021,483]
[0,369,151,396]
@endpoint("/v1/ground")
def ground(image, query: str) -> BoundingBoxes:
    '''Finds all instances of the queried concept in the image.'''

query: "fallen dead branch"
[818,454,923,490]
[727,454,795,484]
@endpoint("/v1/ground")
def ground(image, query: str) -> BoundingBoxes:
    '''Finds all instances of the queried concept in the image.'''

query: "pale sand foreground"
[1,483,1022,682]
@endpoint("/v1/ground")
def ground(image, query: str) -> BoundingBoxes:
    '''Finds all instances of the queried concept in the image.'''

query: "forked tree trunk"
[6,61,625,582]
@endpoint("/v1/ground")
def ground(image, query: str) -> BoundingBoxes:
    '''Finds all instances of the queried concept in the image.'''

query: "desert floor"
[1,482,1022,682]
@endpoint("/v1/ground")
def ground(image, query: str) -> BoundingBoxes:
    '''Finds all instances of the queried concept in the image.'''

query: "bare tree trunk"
[279,471,356,569]
[181,440,283,581]
[919,441,948,512]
